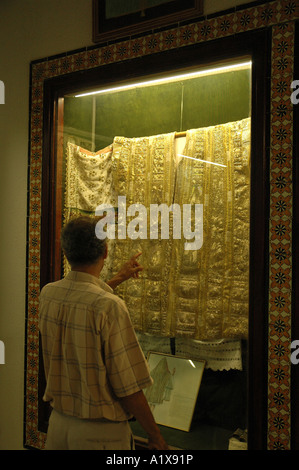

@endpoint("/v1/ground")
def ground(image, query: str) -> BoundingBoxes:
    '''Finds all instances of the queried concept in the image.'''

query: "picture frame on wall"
[92,0,204,43]
[144,352,205,432]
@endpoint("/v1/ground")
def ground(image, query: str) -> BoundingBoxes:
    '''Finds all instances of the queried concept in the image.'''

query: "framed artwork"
[144,352,205,432]
[92,0,203,43]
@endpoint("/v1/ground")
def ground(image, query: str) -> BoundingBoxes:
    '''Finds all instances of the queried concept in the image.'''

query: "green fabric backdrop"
[64,69,251,151]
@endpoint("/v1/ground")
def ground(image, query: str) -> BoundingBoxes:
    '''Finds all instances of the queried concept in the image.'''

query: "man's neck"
[71,260,104,278]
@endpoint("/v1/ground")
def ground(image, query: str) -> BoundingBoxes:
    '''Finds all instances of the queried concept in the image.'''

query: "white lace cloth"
[136,332,243,371]
[175,337,243,371]
[65,142,116,210]
[64,142,116,281]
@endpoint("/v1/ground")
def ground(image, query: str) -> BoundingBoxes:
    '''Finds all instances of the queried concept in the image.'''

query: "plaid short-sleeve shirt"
[39,271,153,421]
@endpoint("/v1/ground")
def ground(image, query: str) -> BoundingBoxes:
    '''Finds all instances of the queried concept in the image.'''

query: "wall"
[0,0,257,450]
[0,0,92,450]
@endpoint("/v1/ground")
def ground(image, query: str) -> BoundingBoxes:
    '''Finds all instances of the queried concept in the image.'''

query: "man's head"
[61,216,107,268]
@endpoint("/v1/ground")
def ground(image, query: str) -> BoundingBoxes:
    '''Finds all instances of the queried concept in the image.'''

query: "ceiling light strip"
[75,61,252,98]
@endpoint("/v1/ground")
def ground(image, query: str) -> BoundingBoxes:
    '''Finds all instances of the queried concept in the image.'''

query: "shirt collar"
[65,270,113,294]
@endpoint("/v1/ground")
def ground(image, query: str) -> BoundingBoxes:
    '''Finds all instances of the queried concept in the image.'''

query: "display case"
[40,37,260,450]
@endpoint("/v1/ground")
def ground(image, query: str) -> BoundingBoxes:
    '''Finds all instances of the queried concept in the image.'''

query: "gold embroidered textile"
[110,133,177,335]
[171,118,251,339]
[64,119,250,340]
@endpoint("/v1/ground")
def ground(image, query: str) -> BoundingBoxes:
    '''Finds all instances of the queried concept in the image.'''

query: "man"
[39,216,168,450]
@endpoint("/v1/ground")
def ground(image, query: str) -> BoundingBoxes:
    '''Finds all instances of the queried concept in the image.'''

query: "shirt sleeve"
[102,298,153,398]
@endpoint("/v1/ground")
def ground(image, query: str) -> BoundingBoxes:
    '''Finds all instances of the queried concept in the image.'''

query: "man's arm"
[107,252,143,290]
[119,390,168,450]
[106,254,166,448]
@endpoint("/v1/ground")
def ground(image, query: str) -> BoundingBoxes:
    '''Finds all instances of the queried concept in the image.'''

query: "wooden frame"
[92,0,203,43]
[291,23,299,451]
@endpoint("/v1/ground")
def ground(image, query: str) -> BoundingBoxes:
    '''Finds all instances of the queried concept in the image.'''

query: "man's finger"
[132,252,142,260]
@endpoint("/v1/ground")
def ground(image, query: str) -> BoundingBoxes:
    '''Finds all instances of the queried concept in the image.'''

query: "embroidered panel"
[25,0,298,450]
[172,119,250,340]
[63,120,250,341]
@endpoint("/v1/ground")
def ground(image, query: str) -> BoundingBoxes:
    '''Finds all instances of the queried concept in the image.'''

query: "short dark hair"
[61,216,106,267]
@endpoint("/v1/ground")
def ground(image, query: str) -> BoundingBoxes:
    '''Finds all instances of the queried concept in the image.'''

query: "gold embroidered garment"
[110,133,177,335]
[171,118,251,339]
[64,119,250,340]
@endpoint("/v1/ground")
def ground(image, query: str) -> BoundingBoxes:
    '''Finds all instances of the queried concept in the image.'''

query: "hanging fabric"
[170,118,251,339]
[64,142,116,281]
[110,133,177,334]
[110,119,250,340]
[63,118,250,340]
[65,142,115,211]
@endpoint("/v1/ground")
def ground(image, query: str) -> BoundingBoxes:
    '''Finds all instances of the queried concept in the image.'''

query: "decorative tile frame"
[25,0,299,450]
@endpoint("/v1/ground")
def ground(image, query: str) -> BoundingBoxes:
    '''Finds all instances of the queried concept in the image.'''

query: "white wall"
[0,0,256,450]
[0,0,92,450]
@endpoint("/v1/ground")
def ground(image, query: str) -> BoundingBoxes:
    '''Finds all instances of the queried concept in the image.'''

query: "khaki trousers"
[45,409,135,450]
